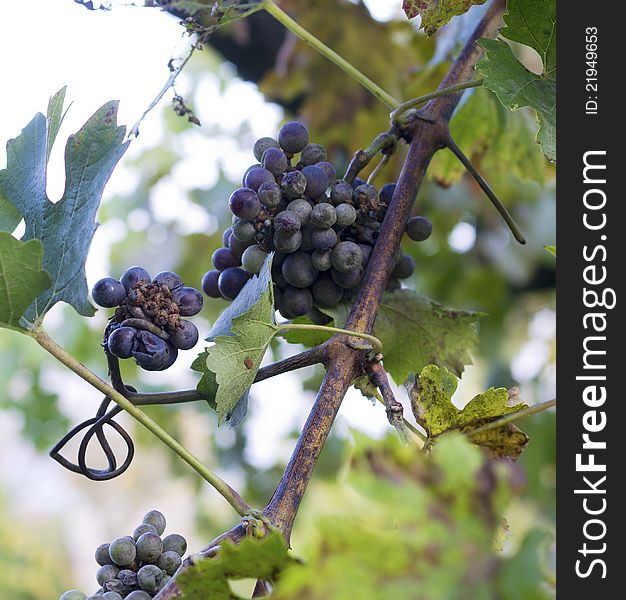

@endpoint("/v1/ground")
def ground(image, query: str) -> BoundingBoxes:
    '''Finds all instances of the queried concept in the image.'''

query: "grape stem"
[445,134,527,245]
[275,322,383,354]
[262,0,400,109]
[465,399,556,437]
[390,79,484,122]
[31,327,251,517]
[344,132,397,184]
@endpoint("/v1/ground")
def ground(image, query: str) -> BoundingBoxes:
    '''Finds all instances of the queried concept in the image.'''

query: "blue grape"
[286,199,312,225]
[277,121,309,154]
[331,241,362,273]
[312,275,343,308]
[218,267,250,300]
[92,278,126,308]
[282,252,318,288]
[310,203,336,228]
[353,183,377,207]
[273,230,302,253]
[117,569,138,588]
[221,227,232,247]
[261,147,288,176]
[406,216,433,241]
[311,227,337,250]
[227,232,254,257]
[241,245,269,274]
[95,544,114,567]
[351,177,367,189]
[379,182,396,205]
[137,565,164,594]
[257,181,282,209]
[300,143,327,165]
[96,565,120,586]
[280,170,307,198]
[125,592,151,600]
[212,247,239,271]
[162,533,187,555]
[244,167,275,192]
[170,320,199,350]
[108,537,136,567]
[120,267,151,292]
[107,327,137,359]
[274,210,301,234]
[331,266,363,289]
[136,532,163,564]
[153,271,183,290]
[316,161,336,183]
[279,287,313,318]
[241,163,261,186]
[253,137,279,162]
[311,249,332,271]
[330,180,353,205]
[201,270,221,298]
[133,332,178,371]
[143,509,166,535]
[392,254,415,279]
[229,188,261,220]
[102,593,122,600]
[172,287,203,316]
[301,165,329,198]
[157,550,182,576]
[335,203,357,227]
[231,217,257,242]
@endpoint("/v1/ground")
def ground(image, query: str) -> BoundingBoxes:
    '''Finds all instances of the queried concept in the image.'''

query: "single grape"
[231,218,257,242]
[353,183,378,207]
[136,532,163,564]
[212,247,239,271]
[87,595,106,600]
[102,593,122,600]
[120,267,151,292]
[301,165,329,198]
[125,592,151,600]
[331,241,363,273]
[92,278,126,308]
[316,161,336,183]
[117,569,138,589]
[107,327,137,359]
[221,227,232,247]
[359,244,372,267]
[280,170,307,198]
[133,332,178,371]
[310,203,336,228]
[137,565,164,594]
[162,533,187,556]
[96,565,120,586]
[108,537,137,567]
[392,254,415,279]
[143,509,167,535]
[406,216,433,241]
[312,275,343,308]
[311,227,338,250]
[273,230,302,253]
[286,199,312,225]
[241,163,260,186]
[386,278,401,292]
[358,225,379,245]
[311,249,332,271]
[253,137,280,162]
[282,252,318,288]
[172,287,203,316]
[228,232,254,258]
[60,590,87,600]
[273,210,301,234]
[277,121,309,154]
[103,580,125,596]
[331,266,363,289]
[261,147,288,176]
[95,544,114,567]
[257,181,282,209]
[300,143,326,165]
[307,307,332,325]
[379,182,396,206]
[330,180,353,205]
[351,177,367,189]
[201,270,222,298]
[218,267,250,300]
[335,203,357,227]
[229,188,261,220]
[241,245,269,274]
[170,320,199,350]
[280,287,313,318]
[152,271,183,290]
[244,167,275,192]
[157,550,182,576]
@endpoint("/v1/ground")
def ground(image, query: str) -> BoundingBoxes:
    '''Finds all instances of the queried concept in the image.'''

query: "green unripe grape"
[95,543,114,567]
[335,203,357,227]
[286,199,312,225]
[137,564,164,594]
[108,537,136,567]
[157,550,182,575]
[162,533,188,556]
[142,510,166,535]
[96,564,120,586]
[132,523,158,541]
[136,532,164,564]
[125,592,151,600]
[60,591,87,600]
[241,245,269,274]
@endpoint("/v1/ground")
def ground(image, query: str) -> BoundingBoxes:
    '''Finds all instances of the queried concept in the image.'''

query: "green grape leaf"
[178,531,290,600]
[402,0,487,36]
[190,350,217,410]
[0,98,129,325]
[0,187,21,233]
[409,364,529,458]
[0,233,52,331]
[477,0,556,161]
[544,245,556,257]
[202,257,276,424]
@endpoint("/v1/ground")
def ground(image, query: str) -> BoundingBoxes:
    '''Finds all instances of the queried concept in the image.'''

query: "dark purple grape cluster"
[92,267,203,371]
[201,122,432,321]
[59,510,187,600]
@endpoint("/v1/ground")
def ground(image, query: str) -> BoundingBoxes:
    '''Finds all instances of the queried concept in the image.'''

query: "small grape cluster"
[59,510,187,600]
[92,267,203,371]
[201,121,432,321]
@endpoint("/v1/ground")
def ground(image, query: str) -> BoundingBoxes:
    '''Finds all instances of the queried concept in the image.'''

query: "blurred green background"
[0,1,554,597]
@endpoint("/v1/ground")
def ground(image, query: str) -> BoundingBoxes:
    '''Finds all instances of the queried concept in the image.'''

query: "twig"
[344,132,397,184]
[367,154,390,185]
[466,399,556,437]
[446,134,527,244]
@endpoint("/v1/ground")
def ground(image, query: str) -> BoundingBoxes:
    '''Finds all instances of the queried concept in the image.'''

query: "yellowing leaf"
[403,0,487,36]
